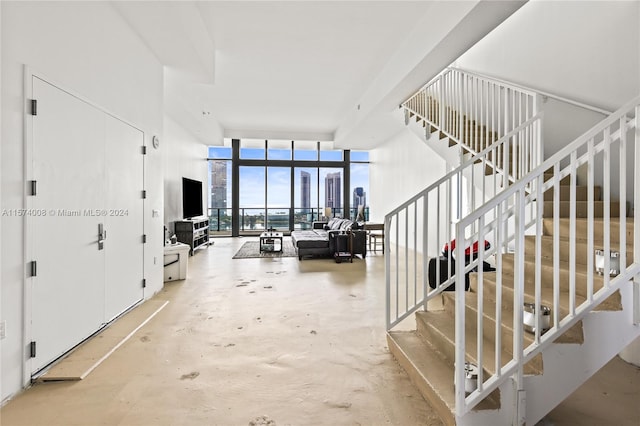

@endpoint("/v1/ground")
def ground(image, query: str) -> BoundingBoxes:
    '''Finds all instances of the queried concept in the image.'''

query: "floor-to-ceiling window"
[350,150,370,221]
[266,166,290,231]
[320,167,343,217]
[208,139,369,236]
[294,167,318,230]
[208,146,232,234]
[239,165,265,231]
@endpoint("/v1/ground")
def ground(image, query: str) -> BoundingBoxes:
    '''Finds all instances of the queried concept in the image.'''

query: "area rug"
[233,239,298,259]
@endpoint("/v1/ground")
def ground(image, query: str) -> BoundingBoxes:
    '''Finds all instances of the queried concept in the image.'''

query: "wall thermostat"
[152,135,160,149]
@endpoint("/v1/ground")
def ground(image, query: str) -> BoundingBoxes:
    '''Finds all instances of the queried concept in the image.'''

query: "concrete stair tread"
[479,256,623,312]
[387,330,458,426]
[416,306,542,377]
[506,253,609,287]
[439,293,546,374]
[544,172,571,186]
[387,328,501,424]
[541,218,634,244]
[526,234,633,251]
[524,236,633,267]
[520,253,630,284]
[469,272,586,345]
[543,185,601,201]
[542,201,621,218]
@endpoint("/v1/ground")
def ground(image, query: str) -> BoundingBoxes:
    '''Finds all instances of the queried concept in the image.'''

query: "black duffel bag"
[428,256,470,291]
[429,238,496,291]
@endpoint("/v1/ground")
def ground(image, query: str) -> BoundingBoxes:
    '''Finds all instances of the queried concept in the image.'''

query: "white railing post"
[587,138,595,303]
[454,222,466,415]
[477,216,485,394]
[619,116,627,274]
[635,106,640,324]
[438,75,445,130]
[535,94,544,172]
[512,189,526,425]
[569,150,577,315]
[457,70,464,143]
[423,194,429,311]
[604,128,612,289]
[495,204,503,371]
[385,215,392,329]
[534,174,543,344]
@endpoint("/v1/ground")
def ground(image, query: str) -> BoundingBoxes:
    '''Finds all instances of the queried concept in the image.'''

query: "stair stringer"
[523,281,640,425]
[406,117,507,202]
[406,117,461,167]
[453,281,639,426]
[454,384,517,426]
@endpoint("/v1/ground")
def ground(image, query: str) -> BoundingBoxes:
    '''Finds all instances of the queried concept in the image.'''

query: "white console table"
[163,242,190,282]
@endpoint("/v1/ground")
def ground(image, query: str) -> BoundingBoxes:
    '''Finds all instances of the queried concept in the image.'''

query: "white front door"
[29,76,144,373]
[104,115,144,321]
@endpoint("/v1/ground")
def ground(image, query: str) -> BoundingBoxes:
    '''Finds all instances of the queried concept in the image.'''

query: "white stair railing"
[403,67,542,183]
[452,96,640,417]
[387,68,543,329]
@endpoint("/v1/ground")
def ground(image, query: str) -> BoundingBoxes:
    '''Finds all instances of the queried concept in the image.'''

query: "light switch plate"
[0,320,6,339]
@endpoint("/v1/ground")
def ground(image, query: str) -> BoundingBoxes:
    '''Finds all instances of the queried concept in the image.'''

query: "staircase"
[403,68,541,195]
[386,69,640,425]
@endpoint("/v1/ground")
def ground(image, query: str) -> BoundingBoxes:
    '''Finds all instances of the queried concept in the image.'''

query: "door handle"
[98,223,106,250]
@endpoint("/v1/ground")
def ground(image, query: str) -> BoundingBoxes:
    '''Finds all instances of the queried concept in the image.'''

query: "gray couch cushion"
[326,218,355,232]
[291,229,329,249]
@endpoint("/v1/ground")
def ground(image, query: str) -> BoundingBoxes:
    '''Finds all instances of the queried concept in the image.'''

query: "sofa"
[290,218,367,260]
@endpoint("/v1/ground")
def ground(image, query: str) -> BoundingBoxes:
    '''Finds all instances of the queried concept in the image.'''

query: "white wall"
[1,1,164,401]
[370,129,445,221]
[163,116,209,234]
[457,1,639,113]
[370,128,447,254]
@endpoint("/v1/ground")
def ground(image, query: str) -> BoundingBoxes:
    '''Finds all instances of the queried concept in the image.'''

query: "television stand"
[175,217,210,255]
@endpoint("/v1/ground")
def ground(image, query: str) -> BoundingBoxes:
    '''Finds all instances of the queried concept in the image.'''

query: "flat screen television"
[182,177,203,219]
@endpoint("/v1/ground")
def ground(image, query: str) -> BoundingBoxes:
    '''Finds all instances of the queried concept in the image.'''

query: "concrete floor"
[1,237,638,426]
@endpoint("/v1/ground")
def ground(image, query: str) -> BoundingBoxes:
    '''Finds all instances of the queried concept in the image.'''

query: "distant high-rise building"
[325,172,341,209]
[300,171,311,211]
[210,161,228,210]
[353,187,366,212]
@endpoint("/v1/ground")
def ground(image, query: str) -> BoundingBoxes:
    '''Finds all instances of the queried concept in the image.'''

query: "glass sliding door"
[320,168,343,219]
[209,159,232,234]
[239,166,265,231]
[208,147,233,235]
[267,167,290,231]
[350,163,369,221]
[294,167,318,229]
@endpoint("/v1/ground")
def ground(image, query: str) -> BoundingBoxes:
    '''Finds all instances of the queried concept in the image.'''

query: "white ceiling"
[113,1,526,149]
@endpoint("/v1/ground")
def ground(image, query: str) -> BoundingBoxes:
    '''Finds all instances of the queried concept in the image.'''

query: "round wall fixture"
[152,135,160,149]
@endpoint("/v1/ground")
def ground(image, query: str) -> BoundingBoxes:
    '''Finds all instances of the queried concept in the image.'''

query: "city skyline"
[210,167,367,210]
[208,146,369,213]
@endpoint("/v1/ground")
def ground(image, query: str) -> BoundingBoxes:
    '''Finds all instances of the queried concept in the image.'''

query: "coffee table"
[259,231,283,253]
